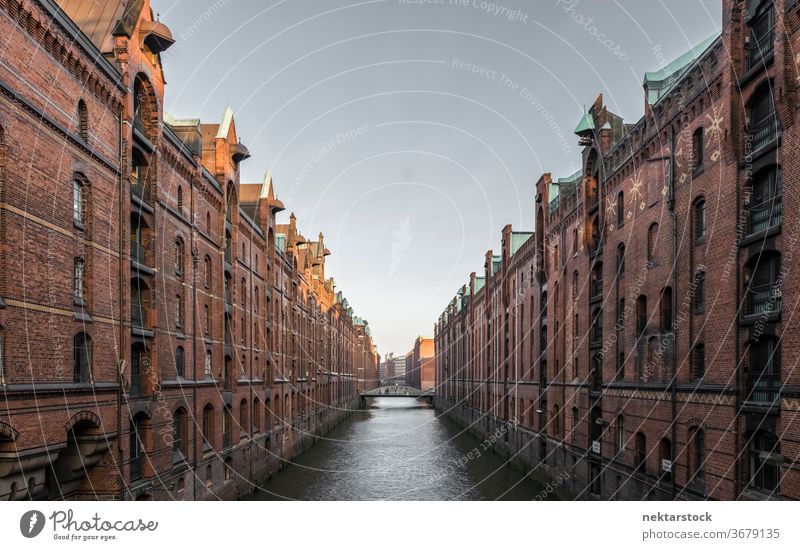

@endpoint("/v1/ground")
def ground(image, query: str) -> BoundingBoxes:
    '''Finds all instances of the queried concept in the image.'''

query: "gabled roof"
[510,232,533,256]
[474,277,486,293]
[56,0,143,54]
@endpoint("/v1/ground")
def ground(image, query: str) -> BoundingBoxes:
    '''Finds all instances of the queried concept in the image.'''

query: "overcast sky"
[156,0,721,357]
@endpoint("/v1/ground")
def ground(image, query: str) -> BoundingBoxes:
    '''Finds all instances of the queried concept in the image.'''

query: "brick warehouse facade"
[0,0,378,501]
[436,0,800,500]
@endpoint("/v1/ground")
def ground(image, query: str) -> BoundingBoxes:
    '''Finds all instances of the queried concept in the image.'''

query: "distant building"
[381,353,406,384]
[405,337,435,390]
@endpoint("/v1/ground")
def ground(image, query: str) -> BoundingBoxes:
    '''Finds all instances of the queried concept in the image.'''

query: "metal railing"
[131,304,146,329]
[748,197,782,235]
[747,371,780,403]
[590,278,603,301]
[130,240,147,266]
[746,282,781,317]
[749,115,779,152]
[747,28,774,71]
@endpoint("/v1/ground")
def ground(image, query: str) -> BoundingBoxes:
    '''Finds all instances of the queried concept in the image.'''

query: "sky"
[155,0,722,357]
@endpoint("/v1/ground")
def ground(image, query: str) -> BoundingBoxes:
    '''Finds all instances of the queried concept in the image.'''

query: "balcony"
[748,197,782,235]
[747,28,774,72]
[749,115,779,153]
[745,282,781,318]
[747,372,780,404]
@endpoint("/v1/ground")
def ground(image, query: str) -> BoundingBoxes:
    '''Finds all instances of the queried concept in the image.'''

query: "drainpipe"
[669,124,677,499]
[191,164,198,502]
[117,107,125,501]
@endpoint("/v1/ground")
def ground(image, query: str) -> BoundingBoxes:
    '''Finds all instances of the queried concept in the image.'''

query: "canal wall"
[227,397,361,501]
[435,397,677,501]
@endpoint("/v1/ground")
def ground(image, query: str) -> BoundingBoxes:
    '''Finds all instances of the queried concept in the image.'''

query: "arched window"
[175,346,185,378]
[693,271,706,313]
[73,332,91,383]
[692,343,706,380]
[636,295,647,337]
[647,223,658,264]
[688,427,705,481]
[73,257,85,303]
[252,400,260,432]
[177,186,183,213]
[693,198,706,242]
[746,0,775,71]
[77,99,88,140]
[73,179,87,227]
[204,255,212,288]
[590,262,603,300]
[202,404,214,449]
[660,287,673,332]
[635,432,647,472]
[616,415,625,453]
[659,437,672,481]
[692,128,704,172]
[130,414,146,481]
[173,408,188,457]
[239,398,248,436]
[617,192,624,227]
[175,239,184,276]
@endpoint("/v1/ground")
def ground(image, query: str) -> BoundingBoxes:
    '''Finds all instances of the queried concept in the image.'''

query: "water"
[244,397,550,501]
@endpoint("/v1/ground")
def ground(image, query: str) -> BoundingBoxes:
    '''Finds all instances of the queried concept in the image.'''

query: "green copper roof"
[644,32,721,105]
[474,277,486,293]
[510,232,533,256]
[574,112,595,135]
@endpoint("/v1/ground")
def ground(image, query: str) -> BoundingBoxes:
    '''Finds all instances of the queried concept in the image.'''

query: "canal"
[244,397,551,500]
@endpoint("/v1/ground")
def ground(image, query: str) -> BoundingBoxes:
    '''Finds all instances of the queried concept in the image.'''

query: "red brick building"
[0,0,377,501]
[405,336,435,391]
[436,0,800,500]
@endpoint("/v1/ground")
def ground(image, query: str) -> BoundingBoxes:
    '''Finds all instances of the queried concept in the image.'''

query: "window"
[204,350,212,378]
[204,255,212,288]
[73,332,91,383]
[239,399,248,437]
[691,344,705,380]
[572,271,578,302]
[175,294,183,328]
[252,400,260,432]
[617,351,625,381]
[749,166,782,235]
[693,271,705,313]
[175,346,185,378]
[177,186,183,213]
[746,252,781,317]
[130,415,145,481]
[660,287,673,332]
[204,305,210,335]
[647,223,658,264]
[748,337,780,403]
[617,298,625,329]
[616,415,625,454]
[206,212,211,233]
[749,431,779,493]
[617,192,624,227]
[617,244,625,276]
[748,80,777,150]
[175,239,184,277]
[692,128,704,171]
[572,227,578,255]
[635,432,647,472]
[636,296,647,337]
[746,0,775,71]
[73,257,85,302]
[224,457,233,481]
[173,408,188,457]
[241,278,247,307]
[659,438,672,482]
[77,100,88,140]
[73,180,86,227]
[694,198,706,242]
[689,428,705,480]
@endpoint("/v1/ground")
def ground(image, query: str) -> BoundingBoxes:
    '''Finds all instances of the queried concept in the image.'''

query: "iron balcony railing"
[747,371,780,403]
[130,175,151,205]
[747,27,774,71]
[749,115,779,153]
[746,282,782,318]
[748,197,782,235]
